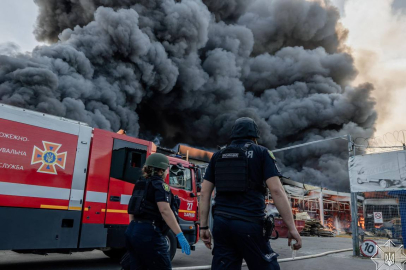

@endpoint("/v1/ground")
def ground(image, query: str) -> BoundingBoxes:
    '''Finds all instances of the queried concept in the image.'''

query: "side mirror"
[196,184,201,193]
[196,168,203,183]
[176,163,185,169]
[190,193,197,198]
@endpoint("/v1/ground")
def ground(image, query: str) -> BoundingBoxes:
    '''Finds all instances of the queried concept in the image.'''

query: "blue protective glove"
[176,232,191,255]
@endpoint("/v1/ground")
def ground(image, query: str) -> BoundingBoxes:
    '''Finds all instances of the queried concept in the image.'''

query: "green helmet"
[145,153,169,170]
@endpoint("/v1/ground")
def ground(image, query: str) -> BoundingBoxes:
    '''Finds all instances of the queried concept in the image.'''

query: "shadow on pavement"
[0,257,121,270]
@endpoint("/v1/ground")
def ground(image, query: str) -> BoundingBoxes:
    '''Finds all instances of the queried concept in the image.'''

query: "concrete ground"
[175,236,373,270]
[0,236,374,270]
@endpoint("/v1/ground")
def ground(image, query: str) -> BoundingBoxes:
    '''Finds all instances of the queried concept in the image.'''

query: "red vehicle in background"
[0,104,200,260]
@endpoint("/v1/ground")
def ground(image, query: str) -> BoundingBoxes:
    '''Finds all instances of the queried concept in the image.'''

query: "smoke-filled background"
[0,0,378,191]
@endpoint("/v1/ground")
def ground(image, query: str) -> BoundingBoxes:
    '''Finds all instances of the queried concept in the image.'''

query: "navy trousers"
[212,215,280,270]
[125,221,171,270]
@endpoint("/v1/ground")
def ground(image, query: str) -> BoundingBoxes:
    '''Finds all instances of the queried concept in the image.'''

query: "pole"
[319,190,324,226]
[350,192,359,256]
[348,134,360,256]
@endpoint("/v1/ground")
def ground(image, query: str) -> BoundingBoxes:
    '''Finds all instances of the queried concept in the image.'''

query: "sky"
[0,0,405,143]
[330,0,406,142]
[0,0,41,53]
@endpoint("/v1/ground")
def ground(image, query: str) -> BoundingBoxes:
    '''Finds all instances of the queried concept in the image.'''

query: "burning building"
[272,177,354,236]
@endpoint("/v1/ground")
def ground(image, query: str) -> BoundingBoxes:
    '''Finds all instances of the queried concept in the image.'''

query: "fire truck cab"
[0,104,200,260]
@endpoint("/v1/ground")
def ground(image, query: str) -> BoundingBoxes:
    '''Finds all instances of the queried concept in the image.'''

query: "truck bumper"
[179,219,198,246]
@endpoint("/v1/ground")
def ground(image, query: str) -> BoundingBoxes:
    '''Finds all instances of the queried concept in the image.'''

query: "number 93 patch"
[162,183,170,192]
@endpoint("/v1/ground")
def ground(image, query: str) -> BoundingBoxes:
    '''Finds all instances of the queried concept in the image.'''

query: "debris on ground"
[300,219,335,237]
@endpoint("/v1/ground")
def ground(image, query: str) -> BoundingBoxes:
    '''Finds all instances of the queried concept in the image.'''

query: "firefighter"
[126,153,190,270]
[199,117,302,270]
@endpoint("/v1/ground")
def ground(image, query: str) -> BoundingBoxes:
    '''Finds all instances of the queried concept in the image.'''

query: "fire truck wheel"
[165,230,177,261]
[379,179,389,188]
[102,248,126,262]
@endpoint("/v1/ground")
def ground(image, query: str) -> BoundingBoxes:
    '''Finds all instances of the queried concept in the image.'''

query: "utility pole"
[348,134,360,256]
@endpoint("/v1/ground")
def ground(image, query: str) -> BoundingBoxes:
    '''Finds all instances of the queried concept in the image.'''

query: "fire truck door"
[168,165,198,222]
[105,139,147,225]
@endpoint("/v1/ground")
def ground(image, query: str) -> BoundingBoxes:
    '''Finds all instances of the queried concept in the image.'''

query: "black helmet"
[230,117,260,139]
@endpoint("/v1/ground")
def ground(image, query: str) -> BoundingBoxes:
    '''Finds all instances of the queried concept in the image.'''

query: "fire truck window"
[110,148,127,180]
[169,166,192,191]
[123,150,146,183]
[131,152,143,168]
[110,139,147,184]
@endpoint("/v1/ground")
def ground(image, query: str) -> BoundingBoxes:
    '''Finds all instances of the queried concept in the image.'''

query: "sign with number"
[360,240,378,257]
[374,212,383,223]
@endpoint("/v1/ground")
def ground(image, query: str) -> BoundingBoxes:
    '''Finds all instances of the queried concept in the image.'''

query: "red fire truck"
[0,103,200,260]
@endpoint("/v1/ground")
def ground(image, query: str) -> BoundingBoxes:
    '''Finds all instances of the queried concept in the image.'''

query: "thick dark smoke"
[0,0,376,191]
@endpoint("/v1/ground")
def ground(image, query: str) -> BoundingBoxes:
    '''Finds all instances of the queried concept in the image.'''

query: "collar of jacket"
[230,139,254,145]
[148,175,164,181]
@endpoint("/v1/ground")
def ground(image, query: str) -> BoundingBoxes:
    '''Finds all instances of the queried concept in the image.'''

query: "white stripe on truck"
[70,189,84,200]
[120,195,131,205]
[86,191,107,203]
[0,182,70,200]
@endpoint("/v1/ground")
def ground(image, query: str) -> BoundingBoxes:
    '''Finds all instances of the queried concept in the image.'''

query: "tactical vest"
[128,177,161,219]
[214,143,267,194]
[128,177,181,234]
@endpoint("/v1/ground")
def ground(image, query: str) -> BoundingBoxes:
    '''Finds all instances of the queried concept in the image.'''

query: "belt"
[214,211,264,225]
[132,219,155,224]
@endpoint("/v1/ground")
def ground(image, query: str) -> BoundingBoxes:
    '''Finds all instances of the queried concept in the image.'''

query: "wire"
[352,130,406,154]
[354,145,404,149]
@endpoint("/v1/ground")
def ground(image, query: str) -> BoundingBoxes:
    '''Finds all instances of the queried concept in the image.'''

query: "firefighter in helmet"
[126,153,190,269]
[199,117,302,270]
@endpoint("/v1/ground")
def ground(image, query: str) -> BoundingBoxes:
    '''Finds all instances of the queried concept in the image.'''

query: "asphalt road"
[0,236,373,270]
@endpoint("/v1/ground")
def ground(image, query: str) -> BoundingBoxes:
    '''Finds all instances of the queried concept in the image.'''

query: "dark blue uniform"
[125,175,172,270]
[205,139,282,270]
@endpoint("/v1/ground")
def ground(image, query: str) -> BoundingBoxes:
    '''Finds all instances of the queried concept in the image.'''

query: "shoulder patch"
[268,150,276,160]
[162,183,170,192]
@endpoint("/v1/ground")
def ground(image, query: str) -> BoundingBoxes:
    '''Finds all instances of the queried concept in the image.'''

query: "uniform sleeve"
[262,148,282,181]
[204,152,219,184]
[152,181,171,203]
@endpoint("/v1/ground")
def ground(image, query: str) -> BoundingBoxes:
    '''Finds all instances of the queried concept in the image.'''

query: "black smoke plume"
[0,0,376,191]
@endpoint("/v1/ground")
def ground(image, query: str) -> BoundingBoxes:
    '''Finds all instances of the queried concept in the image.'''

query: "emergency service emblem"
[268,150,276,160]
[163,183,170,192]
[370,240,406,270]
[31,141,67,175]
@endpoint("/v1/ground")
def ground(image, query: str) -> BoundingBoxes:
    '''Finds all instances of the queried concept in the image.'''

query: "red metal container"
[274,218,305,238]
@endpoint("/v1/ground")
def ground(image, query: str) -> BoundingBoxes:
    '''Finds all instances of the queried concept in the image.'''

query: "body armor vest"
[214,143,267,194]
[128,177,161,219]
[128,177,181,234]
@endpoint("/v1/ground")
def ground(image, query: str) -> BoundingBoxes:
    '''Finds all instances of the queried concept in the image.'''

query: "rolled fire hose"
[172,248,352,270]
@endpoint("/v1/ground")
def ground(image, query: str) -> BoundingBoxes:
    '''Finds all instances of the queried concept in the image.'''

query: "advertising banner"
[349,150,406,192]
